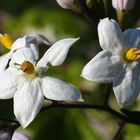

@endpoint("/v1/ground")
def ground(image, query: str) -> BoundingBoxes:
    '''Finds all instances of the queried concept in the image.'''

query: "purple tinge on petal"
[56,0,74,9]
[123,0,135,10]
[112,0,135,10]
[0,131,11,140]
[12,131,31,140]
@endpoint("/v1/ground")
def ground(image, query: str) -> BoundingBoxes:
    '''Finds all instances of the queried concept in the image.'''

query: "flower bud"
[56,0,75,9]
[112,0,135,10]
[86,0,98,9]
[0,131,11,140]
[12,131,31,140]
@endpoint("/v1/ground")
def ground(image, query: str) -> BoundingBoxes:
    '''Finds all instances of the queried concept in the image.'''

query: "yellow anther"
[125,48,140,61]
[0,33,14,50]
[20,61,35,74]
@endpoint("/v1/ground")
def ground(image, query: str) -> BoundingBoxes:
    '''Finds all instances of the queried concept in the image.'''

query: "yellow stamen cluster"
[20,61,35,74]
[0,33,14,50]
[125,48,140,61]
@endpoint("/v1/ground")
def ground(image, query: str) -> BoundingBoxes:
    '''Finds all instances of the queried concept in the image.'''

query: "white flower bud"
[56,0,75,9]
[112,0,135,10]
[12,131,31,140]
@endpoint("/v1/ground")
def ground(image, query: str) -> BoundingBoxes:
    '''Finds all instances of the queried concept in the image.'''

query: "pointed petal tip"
[20,122,29,129]
[80,67,93,82]
[73,37,80,43]
[79,97,84,102]
[61,37,80,44]
[37,37,80,67]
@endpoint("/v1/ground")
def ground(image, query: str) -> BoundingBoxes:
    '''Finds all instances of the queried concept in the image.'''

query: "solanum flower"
[81,18,140,106]
[0,37,82,128]
[0,33,51,73]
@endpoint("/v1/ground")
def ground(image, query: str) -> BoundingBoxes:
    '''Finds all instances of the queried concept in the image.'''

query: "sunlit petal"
[98,18,124,53]
[42,76,83,101]
[113,66,140,106]
[37,38,79,69]
[81,51,123,83]
[14,78,44,128]
[0,68,18,99]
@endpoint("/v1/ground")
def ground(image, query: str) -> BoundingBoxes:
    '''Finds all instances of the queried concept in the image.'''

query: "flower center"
[0,33,14,50]
[125,48,140,61]
[20,61,35,74]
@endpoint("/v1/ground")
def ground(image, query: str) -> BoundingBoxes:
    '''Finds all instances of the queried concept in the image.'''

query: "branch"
[42,101,140,125]
[111,121,125,140]
[42,102,123,116]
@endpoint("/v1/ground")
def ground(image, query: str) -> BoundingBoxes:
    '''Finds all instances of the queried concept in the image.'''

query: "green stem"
[111,121,126,140]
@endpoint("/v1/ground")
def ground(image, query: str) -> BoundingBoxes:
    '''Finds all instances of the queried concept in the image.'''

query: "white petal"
[113,66,140,106]
[12,131,31,140]
[0,68,18,99]
[112,0,135,10]
[81,51,123,83]
[42,76,83,101]
[14,78,44,128]
[11,37,26,51]
[10,47,38,66]
[10,35,39,65]
[37,38,79,68]
[0,52,12,73]
[123,28,140,48]
[98,18,124,53]
[30,33,52,46]
[12,35,38,51]
[56,0,72,9]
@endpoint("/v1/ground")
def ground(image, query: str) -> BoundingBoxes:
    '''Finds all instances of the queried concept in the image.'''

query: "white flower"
[81,18,140,106]
[0,33,51,73]
[0,37,82,128]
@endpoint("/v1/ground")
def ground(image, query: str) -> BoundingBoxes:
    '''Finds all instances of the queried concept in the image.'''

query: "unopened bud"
[112,0,135,11]
[12,131,31,140]
[86,0,97,9]
[56,0,75,9]
[56,0,81,12]
[0,131,11,140]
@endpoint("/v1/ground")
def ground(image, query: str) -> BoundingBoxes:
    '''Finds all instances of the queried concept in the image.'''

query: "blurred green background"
[0,0,140,140]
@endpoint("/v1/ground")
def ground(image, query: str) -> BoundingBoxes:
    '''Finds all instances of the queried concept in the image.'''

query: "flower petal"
[10,46,38,66]
[14,78,44,128]
[98,18,124,53]
[0,52,12,73]
[112,0,135,10]
[37,38,79,68]
[81,51,123,83]
[12,35,38,51]
[123,28,140,49]
[10,35,39,65]
[113,66,140,106]
[12,131,31,140]
[0,68,18,99]
[30,33,52,46]
[42,76,83,101]
[56,0,73,9]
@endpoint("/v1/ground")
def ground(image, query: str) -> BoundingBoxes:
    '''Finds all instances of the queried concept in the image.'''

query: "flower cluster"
[82,18,140,106]
[0,33,83,128]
